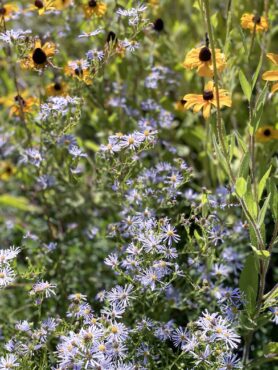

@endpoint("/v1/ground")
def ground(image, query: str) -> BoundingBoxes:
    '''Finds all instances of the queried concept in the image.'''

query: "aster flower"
[0,29,31,44]
[183,46,226,77]
[21,39,56,70]
[0,247,20,265]
[262,53,278,93]
[82,0,107,19]
[255,126,278,142]
[172,327,188,347]
[269,307,278,325]
[30,280,56,298]
[183,80,232,119]
[0,354,19,369]
[241,13,268,32]
[161,223,180,246]
[218,353,242,369]
[106,284,134,308]
[0,266,15,287]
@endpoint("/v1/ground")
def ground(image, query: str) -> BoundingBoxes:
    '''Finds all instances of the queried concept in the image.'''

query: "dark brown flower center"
[203,90,214,100]
[252,15,261,24]
[107,31,117,43]
[32,48,47,64]
[199,46,211,62]
[263,129,271,137]
[54,82,62,91]
[180,99,187,105]
[34,0,44,9]
[88,0,97,7]
[0,7,7,15]
[74,67,83,76]
[14,95,26,106]
[153,18,164,32]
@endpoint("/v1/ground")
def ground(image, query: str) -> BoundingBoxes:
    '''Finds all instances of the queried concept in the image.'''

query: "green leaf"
[244,177,258,218]
[84,140,100,152]
[258,166,272,202]
[238,152,250,178]
[236,177,247,197]
[251,245,270,260]
[253,83,268,132]
[258,193,271,226]
[0,195,41,213]
[212,135,229,176]
[263,342,278,357]
[239,70,252,102]
[267,179,278,220]
[252,54,263,90]
[239,254,259,314]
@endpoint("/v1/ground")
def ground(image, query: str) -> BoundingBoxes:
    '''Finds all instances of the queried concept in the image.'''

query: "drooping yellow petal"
[203,103,211,119]
[262,70,278,81]
[266,53,278,66]
[271,82,278,93]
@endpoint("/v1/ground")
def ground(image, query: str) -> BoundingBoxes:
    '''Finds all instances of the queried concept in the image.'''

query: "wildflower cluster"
[0,0,278,369]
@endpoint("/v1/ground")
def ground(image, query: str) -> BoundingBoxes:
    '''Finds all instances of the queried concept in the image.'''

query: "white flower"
[30,280,56,298]
[0,354,19,369]
[0,29,31,44]
[0,246,20,265]
[0,266,15,287]
[78,28,104,38]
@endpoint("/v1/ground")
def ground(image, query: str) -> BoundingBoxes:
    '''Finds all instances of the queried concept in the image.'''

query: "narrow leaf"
[239,70,252,102]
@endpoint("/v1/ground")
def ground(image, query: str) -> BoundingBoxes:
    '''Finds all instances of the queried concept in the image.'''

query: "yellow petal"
[271,82,278,93]
[266,53,278,66]
[262,70,278,81]
[203,103,211,119]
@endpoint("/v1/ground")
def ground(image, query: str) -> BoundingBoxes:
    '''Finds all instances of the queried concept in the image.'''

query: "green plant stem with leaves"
[202,0,278,366]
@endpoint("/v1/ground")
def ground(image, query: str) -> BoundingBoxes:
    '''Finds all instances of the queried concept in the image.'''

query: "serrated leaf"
[236,177,247,197]
[239,254,259,314]
[239,70,252,102]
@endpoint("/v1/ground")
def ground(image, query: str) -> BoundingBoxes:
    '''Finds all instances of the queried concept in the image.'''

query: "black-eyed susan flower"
[174,99,186,112]
[183,81,231,119]
[46,80,68,96]
[183,46,226,77]
[82,0,107,19]
[0,92,38,116]
[0,3,18,20]
[241,13,268,32]
[255,126,278,142]
[28,0,57,15]
[21,39,56,70]
[65,60,93,85]
[262,53,278,93]
[0,161,16,181]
